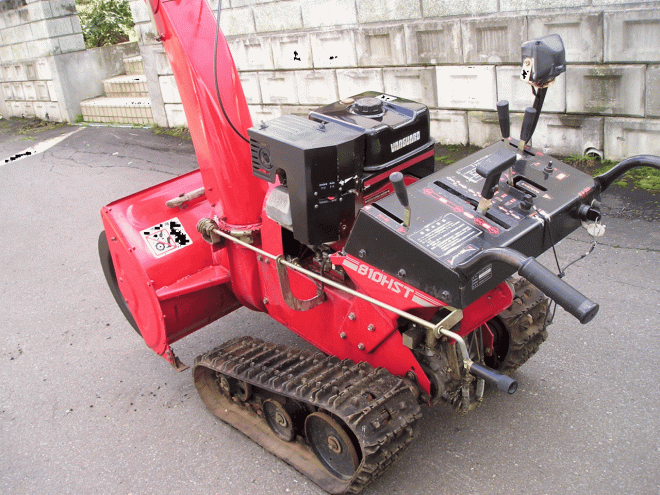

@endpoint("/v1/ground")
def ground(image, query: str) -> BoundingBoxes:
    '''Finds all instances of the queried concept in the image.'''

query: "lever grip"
[518,257,599,324]
[497,100,510,139]
[475,148,517,200]
[468,362,517,394]
[389,172,409,207]
[520,106,537,144]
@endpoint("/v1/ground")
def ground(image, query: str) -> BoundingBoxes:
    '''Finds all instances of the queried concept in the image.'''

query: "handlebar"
[456,247,599,324]
[517,257,599,324]
[594,155,660,193]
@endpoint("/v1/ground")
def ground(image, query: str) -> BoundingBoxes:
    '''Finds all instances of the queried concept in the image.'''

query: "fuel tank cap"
[353,97,384,116]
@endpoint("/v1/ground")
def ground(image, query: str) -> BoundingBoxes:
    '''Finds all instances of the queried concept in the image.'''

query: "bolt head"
[327,435,342,453]
[358,343,365,351]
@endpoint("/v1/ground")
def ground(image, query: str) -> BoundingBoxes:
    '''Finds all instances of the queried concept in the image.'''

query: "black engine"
[248,92,435,245]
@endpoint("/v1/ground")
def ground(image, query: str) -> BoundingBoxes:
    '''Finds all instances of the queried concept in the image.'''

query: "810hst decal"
[337,255,443,309]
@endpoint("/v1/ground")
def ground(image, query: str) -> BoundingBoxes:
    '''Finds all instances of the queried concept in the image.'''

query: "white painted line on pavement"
[1,127,84,166]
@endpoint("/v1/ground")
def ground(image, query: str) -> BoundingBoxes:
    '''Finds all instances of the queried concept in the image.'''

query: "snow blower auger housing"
[98,2,660,492]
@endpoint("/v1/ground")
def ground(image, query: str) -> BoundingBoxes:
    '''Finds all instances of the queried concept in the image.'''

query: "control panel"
[344,138,599,308]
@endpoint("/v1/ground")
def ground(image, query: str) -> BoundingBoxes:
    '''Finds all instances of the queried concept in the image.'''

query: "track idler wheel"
[235,380,251,402]
[305,412,360,480]
[263,399,304,442]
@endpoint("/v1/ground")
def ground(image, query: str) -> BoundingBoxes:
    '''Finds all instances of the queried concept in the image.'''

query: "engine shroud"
[248,92,435,246]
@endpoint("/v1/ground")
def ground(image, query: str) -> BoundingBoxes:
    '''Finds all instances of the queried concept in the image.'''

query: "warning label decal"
[471,264,493,290]
[141,217,192,258]
[410,214,481,259]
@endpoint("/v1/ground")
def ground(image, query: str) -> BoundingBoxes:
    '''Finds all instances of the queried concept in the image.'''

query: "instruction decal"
[141,217,192,258]
[411,214,481,259]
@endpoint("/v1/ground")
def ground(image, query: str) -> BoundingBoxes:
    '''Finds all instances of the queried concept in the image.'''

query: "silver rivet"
[358,343,365,351]
[348,313,356,320]
[367,324,375,332]
[340,332,347,339]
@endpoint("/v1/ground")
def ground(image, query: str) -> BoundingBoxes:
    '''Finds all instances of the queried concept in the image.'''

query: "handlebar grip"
[468,362,518,394]
[518,257,599,324]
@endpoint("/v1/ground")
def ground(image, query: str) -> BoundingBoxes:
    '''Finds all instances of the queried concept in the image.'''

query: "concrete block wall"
[0,0,139,122]
[131,0,660,160]
[0,0,80,120]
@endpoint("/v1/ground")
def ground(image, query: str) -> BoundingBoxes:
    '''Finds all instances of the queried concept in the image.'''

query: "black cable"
[213,0,250,144]
[540,211,598,325]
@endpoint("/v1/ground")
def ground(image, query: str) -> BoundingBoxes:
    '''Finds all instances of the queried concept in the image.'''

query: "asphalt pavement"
[1,121,658,495]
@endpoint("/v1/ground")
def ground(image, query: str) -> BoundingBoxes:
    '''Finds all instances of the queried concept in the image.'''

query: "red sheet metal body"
[101,171,240,366]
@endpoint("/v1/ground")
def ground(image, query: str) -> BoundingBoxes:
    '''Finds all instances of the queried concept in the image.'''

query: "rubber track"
[496,278,551,374]
[193,336,423,494]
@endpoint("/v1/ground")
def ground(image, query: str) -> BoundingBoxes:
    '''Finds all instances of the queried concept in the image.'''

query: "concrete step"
[80,96,154,125]
[123,56,144,76]
[102,74,148,98]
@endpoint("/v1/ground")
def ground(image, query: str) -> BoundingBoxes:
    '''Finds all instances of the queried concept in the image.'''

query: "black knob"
[497,100,510,139]
[520,107,537,144]
[353,97,384,116]
[520,194,534,211]
[389,172,409,207]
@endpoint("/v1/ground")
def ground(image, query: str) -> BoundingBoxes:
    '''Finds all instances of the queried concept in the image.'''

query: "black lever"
[468,362,518,394]
[389,172,411,227]
[497,100,510,139]
[475,148,517,214]
[519,107,537,151]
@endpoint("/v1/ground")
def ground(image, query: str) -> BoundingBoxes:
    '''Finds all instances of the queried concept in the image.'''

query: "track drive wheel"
[487,277,550,374]
[305,412,360,480]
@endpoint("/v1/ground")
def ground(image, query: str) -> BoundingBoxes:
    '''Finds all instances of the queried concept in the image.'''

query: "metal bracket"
[432,307,463,339]
[230,229,255,244]
[164,346,189,372]
[197,218,224,245]
[276,256,326,311]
